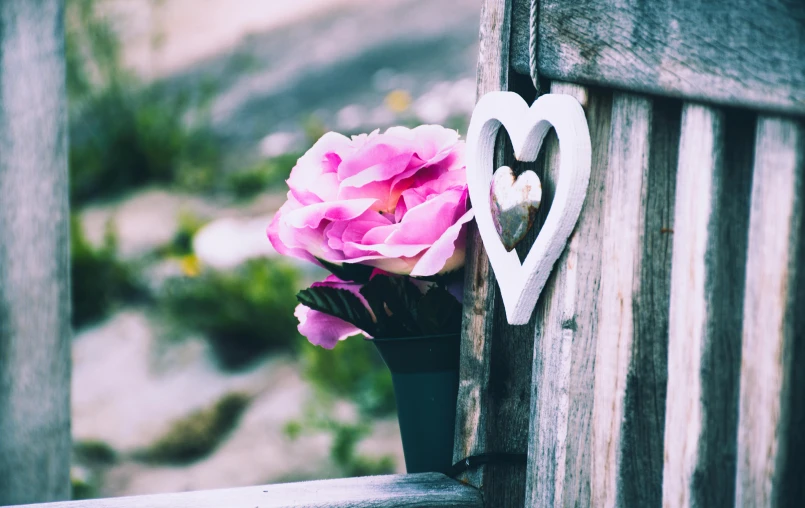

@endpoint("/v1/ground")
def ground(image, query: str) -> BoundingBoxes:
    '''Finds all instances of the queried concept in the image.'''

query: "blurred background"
[66,0,480,499]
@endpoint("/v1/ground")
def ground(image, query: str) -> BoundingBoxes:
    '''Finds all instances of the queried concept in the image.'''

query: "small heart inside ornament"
[490,166,542,251]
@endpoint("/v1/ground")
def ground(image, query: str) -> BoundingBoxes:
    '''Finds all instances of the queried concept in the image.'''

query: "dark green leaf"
[297,286,376,336]
[412,267,464,285]
[359,275,422,337]
[316,258,374,284]
[416,285,463,335]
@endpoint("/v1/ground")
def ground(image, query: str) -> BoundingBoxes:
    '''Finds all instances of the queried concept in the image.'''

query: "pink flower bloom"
[268,126,474,277]
[295,275,374,349]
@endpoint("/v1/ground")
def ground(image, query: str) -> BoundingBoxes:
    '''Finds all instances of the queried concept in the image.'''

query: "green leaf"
[416,285,463,335]
[359,275,422,337]
[411,267,464,285]
[316,258,374,284]
[297,286,376,336]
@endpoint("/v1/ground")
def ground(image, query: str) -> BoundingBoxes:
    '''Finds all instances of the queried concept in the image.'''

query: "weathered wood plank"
[735,117,805,508]
[0,0,71,505]
[456,3,538,506]
[8,473,482,508]
[592,92,677,507]
[524,82,612,508]
[593,92,653,508]
[454,0,511,490]
[662,104,754,508]
[510,0,805,116]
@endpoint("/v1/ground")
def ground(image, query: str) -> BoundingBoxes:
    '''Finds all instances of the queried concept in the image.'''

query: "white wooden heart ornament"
[466,92,591,325]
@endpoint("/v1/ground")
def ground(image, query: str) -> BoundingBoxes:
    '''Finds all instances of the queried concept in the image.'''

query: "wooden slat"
[457,0,539,506]
[735,117,805,507]
[524,81,612,507]
[661,104,754,508]
[8,473,482,508]
[592,92,678,507]
[510,0,805,116]
[0,0,71,505]
[453,0,510,491]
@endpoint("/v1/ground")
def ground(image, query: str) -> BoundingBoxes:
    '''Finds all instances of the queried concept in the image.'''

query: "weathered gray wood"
[455,2,536,506]
[524,82,612,508]
[454,0,511,491]
[7,473,482,508]
[735,116,805,508]
[0,0,71,505]
[592,92,677,507]
[661,104,754,508]
[510,0,805,116]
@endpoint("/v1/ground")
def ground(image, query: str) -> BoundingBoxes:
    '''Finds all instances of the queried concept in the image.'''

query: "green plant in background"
[71,215,143,328]
[73,440,118,467]
[329,421,395,477]
[284,414,395,478]
[225,152,303,201]
[65,0,124,102]
[161,259,301,369]
[66,0,222,205]
[71,473,97,501]
[290,337,398,477]
[69,86,222,203]
[302,337,396,417]
[156,211,208,258]
[136,393,251,464]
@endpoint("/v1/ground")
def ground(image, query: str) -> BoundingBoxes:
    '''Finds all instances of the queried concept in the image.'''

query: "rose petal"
[410,208,474,276]
[295,304,366,349]
[283,198,379,229]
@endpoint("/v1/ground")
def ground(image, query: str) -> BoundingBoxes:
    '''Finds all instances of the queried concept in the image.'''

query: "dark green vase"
[371,333,460,474]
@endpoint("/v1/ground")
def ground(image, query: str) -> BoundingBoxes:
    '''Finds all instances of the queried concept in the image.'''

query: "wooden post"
[0,0,71,504]
[454,0,536,506]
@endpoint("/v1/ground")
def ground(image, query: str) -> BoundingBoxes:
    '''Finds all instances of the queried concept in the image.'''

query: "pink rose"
[295,275,374,349]
[267,125,474,276]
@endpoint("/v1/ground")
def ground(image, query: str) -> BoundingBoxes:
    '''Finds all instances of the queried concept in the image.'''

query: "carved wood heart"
[490,166,542,251]
[466,92,591,325]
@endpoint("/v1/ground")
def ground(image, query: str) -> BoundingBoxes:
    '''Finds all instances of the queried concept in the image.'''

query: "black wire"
[447,452,528,478]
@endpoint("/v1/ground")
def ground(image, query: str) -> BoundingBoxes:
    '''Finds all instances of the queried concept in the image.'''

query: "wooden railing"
[8,474,482,508]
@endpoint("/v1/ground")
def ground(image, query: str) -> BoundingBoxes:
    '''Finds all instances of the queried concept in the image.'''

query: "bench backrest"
[454,1,805,507]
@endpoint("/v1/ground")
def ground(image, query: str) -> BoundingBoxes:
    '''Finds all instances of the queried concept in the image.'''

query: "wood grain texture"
[510,0,805,116]
[8,473,483,508]
[735,116,805,508]
[0,0,71,505]
[524,82,612,508]
[662,104,754,508]
[456,2,540,505]
[454,0,510,490]
[592,93,677,508]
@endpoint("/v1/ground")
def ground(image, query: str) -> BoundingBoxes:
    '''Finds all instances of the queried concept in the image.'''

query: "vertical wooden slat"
[524,82,612,508]
[735,117,805,508]
[455,0,509,481]
[456,0,534,506]
[0,0,71,504]
[662,104,754,508]
[592,92,678,507]
[453,0,507,478]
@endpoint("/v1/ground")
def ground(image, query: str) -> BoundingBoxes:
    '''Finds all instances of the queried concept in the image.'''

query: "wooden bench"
[1,0,802,506]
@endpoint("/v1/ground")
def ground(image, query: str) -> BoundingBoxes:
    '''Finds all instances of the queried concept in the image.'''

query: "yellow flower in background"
[384,89,411,113]
[180,254,201,277]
